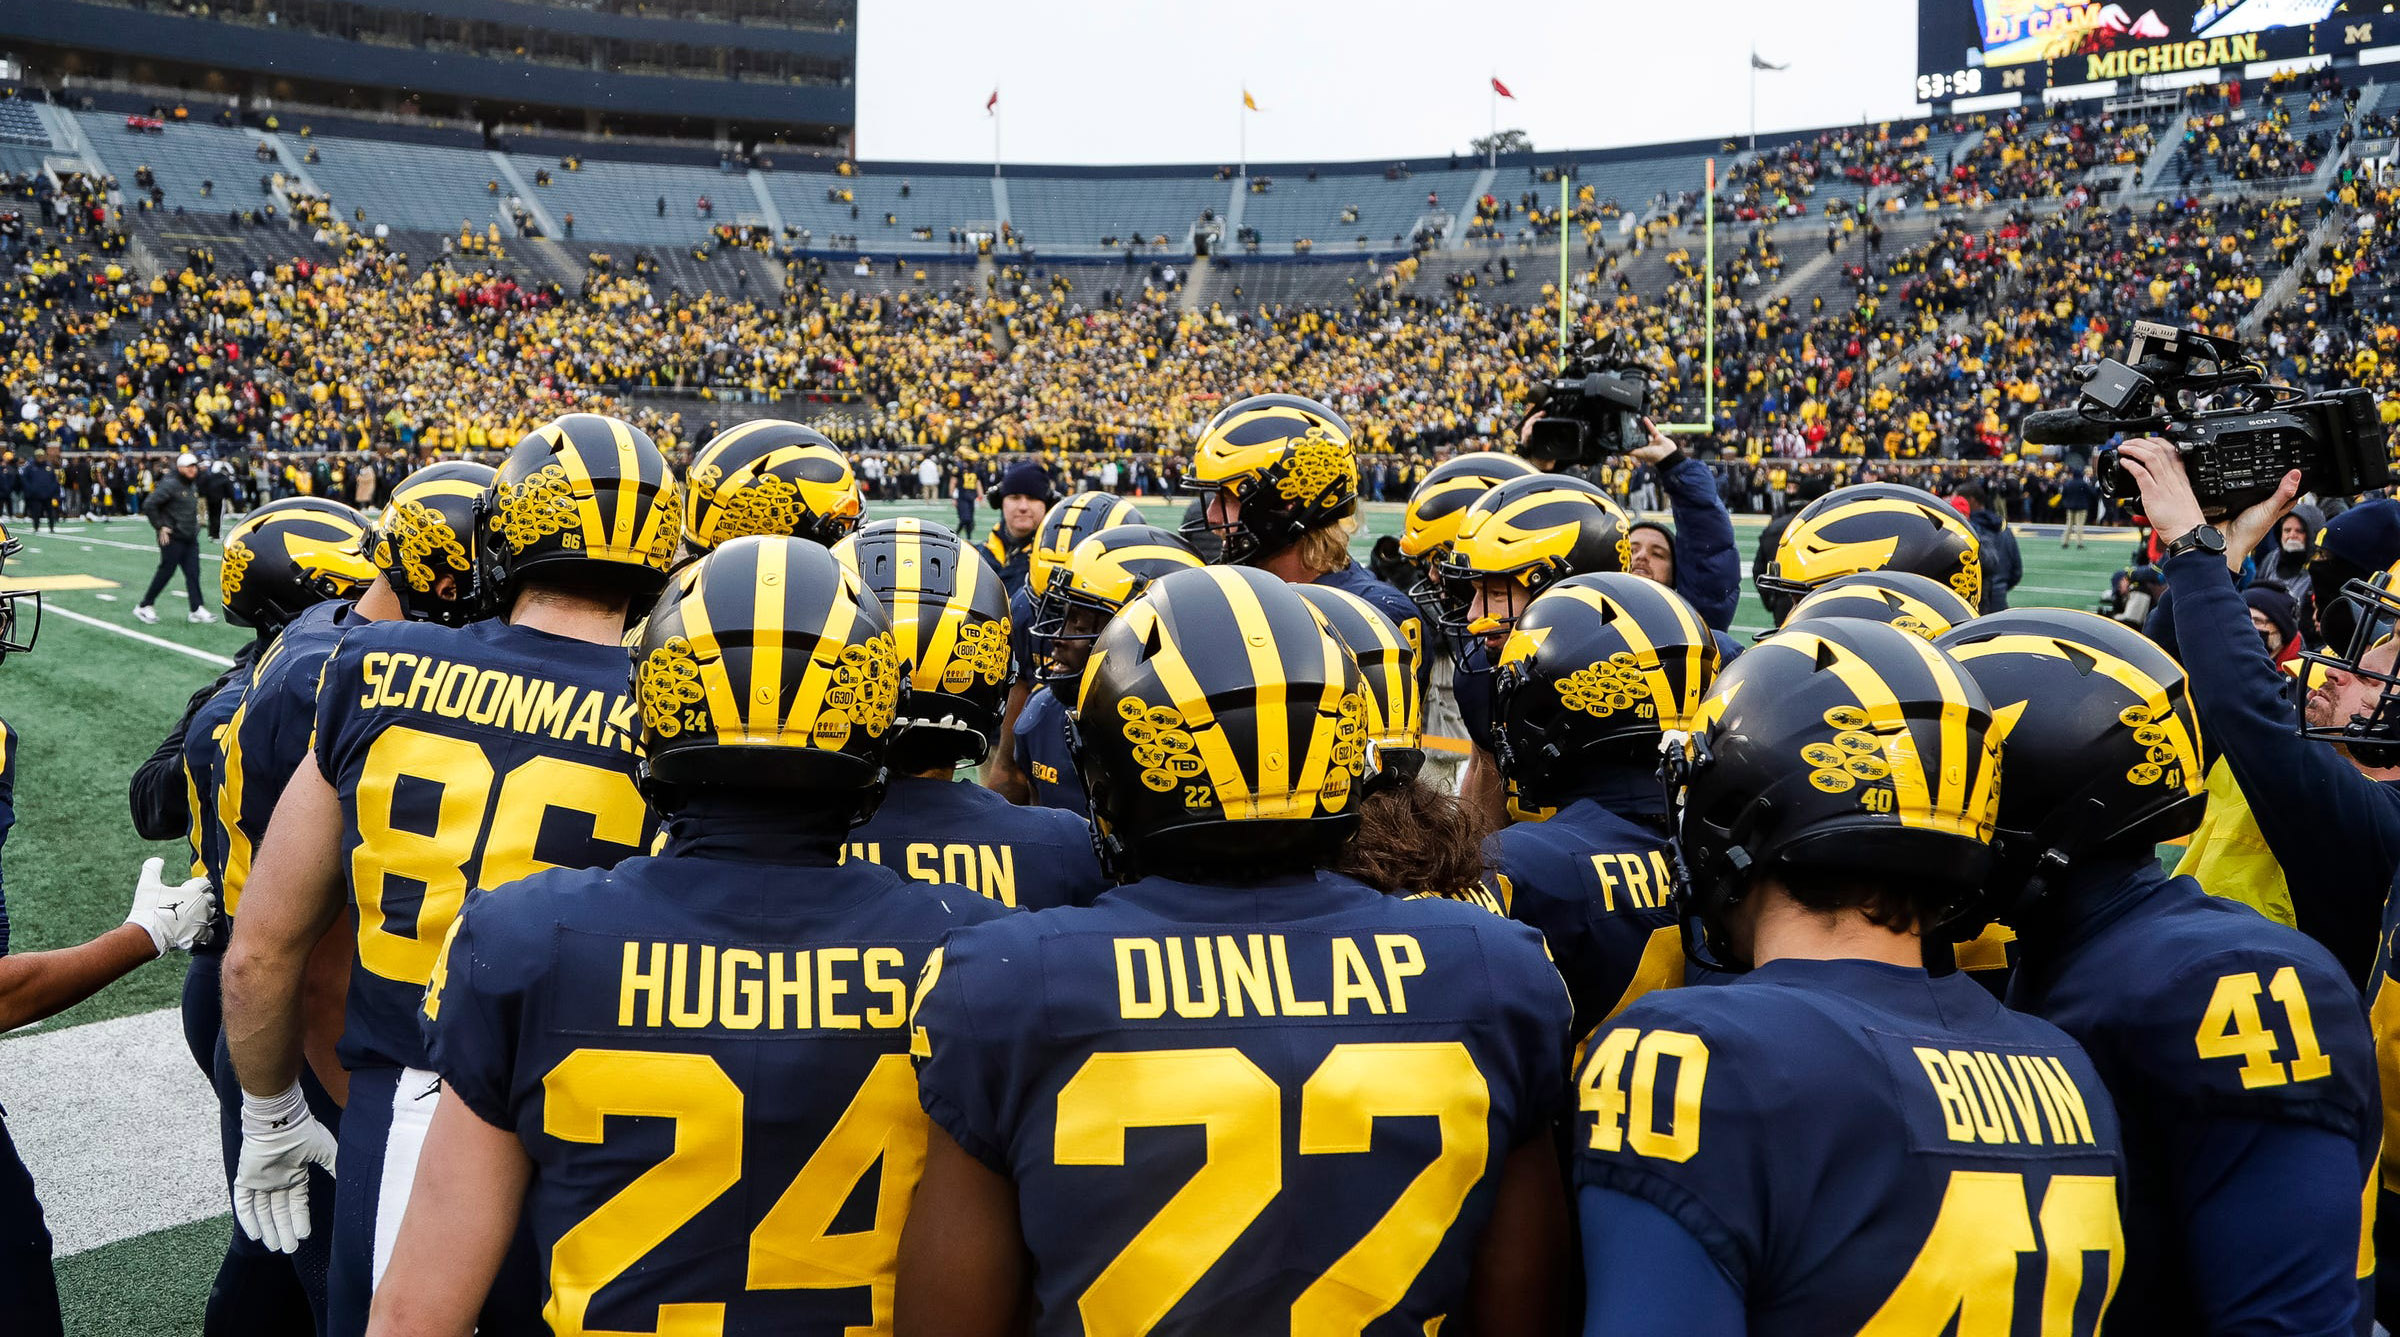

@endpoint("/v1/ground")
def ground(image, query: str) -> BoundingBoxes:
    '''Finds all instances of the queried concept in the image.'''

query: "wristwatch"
[2162,524,2226,561]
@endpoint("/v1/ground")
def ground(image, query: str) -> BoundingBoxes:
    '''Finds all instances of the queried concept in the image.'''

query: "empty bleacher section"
[0,145,54,177]
[1007,174,1223,253]
[305,136,515,233]
[510,154,742,242]
[1237,166,1481,251]
[1213,256,1394,305]
[0,99,48,148]
[763,167,993,251]
[72,112,287,212]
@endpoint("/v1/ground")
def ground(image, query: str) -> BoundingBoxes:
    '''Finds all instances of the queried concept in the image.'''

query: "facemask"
[2284,538,2309,555]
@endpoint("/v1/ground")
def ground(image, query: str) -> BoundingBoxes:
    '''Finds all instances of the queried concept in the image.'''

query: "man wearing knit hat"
[134,452,214,625]
[980,459,1055,597]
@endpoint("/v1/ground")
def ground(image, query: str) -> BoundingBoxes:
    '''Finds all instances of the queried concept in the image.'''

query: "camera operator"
[2118,438,2400,984]
[1519,413,1740,632]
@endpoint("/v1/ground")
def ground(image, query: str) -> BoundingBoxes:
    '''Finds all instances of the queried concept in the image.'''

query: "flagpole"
[1556,166,1569,367]
[1240,92,1248,180]
[1489,72,1497,169]
[1748,49,1757,153]
[992,99,1002,179]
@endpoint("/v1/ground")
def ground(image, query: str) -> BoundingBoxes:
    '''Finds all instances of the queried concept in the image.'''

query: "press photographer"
[1517,339,1739,632]
[2117,436,2400,986]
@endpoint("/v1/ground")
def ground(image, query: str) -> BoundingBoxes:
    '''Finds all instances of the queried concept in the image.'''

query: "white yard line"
[40,604,234,668]
[0,1006,222,1256]
[57,534,221,561]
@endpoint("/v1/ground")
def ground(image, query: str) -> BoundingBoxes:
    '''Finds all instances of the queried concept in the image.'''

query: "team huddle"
[0,391,2394,1336]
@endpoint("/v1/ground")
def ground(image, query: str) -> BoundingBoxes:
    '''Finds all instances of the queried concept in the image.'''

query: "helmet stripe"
[1765,630,1938,827]
[1955,632,2203,801]
[1138,583,1254,809]
[668,572,745,745]
[606,417,640,554]
[786,577,859,737]
[746,539,790,738]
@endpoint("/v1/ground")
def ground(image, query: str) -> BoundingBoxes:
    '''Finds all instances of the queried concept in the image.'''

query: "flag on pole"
[1491,77,1515,99]
[1243,89,1259,112]
[985,89,999,114]
[1750,52,1788,70]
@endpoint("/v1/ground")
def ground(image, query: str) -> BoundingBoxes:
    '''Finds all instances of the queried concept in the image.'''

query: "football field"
[0,500,2136,1334]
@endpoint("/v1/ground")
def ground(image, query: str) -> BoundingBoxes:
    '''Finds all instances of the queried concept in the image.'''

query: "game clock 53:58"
[1916,66,1984,100]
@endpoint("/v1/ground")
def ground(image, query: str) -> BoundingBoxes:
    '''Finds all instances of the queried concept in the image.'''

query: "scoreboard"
[1917,0,2376,99]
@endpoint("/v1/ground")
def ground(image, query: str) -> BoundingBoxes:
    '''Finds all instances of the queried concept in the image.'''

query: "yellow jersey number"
[1053,1042,1489,1337]
[542,1049,923,1337]
[2195,966,2335,1091]
[351,724,645,985]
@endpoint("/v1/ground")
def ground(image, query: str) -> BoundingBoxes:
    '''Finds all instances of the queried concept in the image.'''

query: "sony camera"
[1523,337,1652,466]
[2022,321,2390,519]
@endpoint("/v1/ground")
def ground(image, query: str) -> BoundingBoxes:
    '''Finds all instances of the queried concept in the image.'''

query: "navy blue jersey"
[424,849,1005,1336]
[1451,650,1496,752]
[1481,795,1683,1040]
[314,617,655,1072]
[1010,584,1036,681]
[846,774,1105,910]
[1011,686,1088,818]
[1314,560,1428,693]
[181,673,246,895]
[1575,958,2127,1333]
[216,598,362,918]
[2012,865,2378,1331]
[913,872,1572,1334]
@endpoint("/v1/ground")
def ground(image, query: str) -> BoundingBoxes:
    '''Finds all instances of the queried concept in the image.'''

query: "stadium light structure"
[1559,160,1716,435]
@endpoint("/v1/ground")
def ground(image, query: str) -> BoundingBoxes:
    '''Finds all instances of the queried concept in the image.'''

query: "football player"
[1770,570,1977,643]
[154,498,374,1337]
[1575,618,2128,1332]
[1180,392,1425,667]
[1485,573,1717,1035]
[1941,608,2378,1332]
[226,416,677,1337]
[990,491,1142,805]
[1395,451,1537,793]
[0,520,214,1337]
[898,565,1573,1335]
[369,535,1005,1337]
[1434,473,1635,826]
[212,464,491,1323]
[834,517,1106,909]
[675,419,863,566]
[1017,524,1205,816]
[1290,581,1482,902]
[1753,482,1984,624]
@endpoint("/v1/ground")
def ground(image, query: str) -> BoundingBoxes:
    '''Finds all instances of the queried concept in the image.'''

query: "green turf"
[56,1214,227,1336]
[2,503,2136,1336]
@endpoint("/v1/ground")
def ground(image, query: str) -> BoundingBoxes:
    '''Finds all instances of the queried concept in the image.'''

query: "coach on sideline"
[2118,437,2400,985]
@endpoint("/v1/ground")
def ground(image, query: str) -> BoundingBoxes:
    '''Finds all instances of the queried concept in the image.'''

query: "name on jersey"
[843,842,1016,905]
[356,652,639,755]
[1912,1047,2100,1148]
[1113,933,1426,1021]
[1590,851,1674,912]
[617,940,912,1032]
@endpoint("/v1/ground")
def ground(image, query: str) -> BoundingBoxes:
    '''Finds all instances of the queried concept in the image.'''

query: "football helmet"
[1292,582,1424,793]
[1433,474,1633,647]
[485,413,681,603]
[1029,525,1203,687]
[369,462,495,626]
[1180,393,1359,566]
[1756,483,1982,621]
[1937,608,2205,918]
[831,518,1015,770]
[1399,451,1540,566]
[1029,490,1144,601]
[1068,565,1367,880]
[1494,573,1719,810]
[633,535,902,821]
[1672,617,2009,970]
[2297,557,2400,767]
[679,420,862,563]
[1774,570,1978,643]
[221,498,376,634]
[0,523,38,662]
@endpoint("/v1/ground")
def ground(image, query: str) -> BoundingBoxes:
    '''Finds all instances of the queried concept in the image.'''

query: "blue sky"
[854,0,1931,166]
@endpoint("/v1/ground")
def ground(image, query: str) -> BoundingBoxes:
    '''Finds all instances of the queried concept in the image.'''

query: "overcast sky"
[853,0,1929,166]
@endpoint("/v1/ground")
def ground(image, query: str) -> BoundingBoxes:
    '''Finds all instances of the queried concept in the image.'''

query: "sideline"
[40,603,234,668]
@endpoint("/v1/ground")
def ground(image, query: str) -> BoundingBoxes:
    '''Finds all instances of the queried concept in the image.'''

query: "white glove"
[124,857,216,955]
[234,1083,338,1254]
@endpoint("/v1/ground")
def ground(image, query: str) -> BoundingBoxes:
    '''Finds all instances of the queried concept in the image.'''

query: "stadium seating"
[72,113,286,213]
[1239,166,1483,250]
[513,154,746,242]
[0,144,52,177]
[305,136,515,234]
[0,100,49,148]
[1006,174,1223,254]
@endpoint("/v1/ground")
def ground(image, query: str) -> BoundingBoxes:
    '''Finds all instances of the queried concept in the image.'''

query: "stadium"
[3,0,2400,1332]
